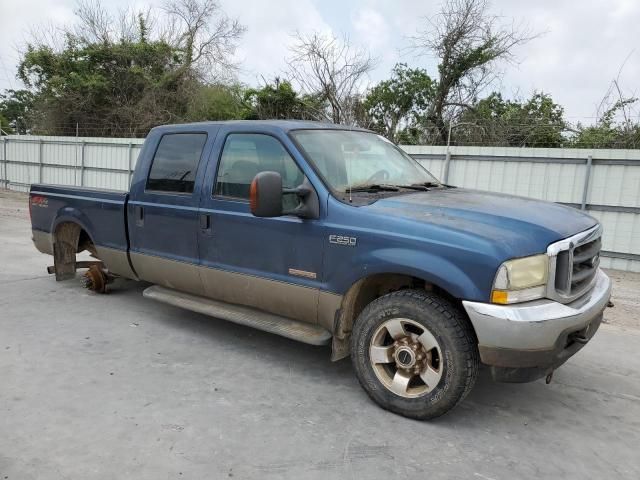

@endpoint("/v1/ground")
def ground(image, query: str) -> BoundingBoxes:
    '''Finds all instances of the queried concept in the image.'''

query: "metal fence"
[2,134,639,272]
[0,135,144,192]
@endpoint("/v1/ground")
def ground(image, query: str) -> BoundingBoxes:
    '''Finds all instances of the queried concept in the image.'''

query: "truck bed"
[29,184,130,254]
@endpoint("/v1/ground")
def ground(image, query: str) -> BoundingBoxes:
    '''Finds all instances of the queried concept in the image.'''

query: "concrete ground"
[1,189,639,480]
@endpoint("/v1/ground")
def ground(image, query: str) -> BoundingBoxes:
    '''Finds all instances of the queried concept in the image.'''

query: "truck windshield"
[290,129,440,193]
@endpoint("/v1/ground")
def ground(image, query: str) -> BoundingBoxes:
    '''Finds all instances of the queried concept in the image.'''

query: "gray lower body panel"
[32,229,137,280]
[130,251,343,329]
[130,251,204,295]
[95,246,137,279]
[32,229,53,255]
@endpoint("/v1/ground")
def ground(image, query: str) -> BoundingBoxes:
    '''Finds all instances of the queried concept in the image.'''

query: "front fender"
[327,247,487,301]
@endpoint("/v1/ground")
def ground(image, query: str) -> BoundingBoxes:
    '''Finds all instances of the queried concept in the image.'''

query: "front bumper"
[462,269,612,382]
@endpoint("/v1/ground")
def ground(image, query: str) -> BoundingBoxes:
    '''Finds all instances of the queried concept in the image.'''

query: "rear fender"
[51,207,96,246]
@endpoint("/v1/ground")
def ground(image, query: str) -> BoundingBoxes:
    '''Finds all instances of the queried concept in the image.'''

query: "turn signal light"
[490,290,509,304]
[249,178,258,213]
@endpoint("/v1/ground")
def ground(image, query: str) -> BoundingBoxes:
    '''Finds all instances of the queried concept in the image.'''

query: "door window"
[214,134,304,208]
[146,133,207,194]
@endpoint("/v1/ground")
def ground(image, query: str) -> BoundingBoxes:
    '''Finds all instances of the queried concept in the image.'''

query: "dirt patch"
[604,269,640,330]
[0,189,29,220]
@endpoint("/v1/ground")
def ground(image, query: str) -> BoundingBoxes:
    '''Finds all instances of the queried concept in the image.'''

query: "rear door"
[128,128,218,294]
[197,129,325,323]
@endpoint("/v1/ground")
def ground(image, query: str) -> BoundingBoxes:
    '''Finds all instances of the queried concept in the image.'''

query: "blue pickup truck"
[29,120,612,419]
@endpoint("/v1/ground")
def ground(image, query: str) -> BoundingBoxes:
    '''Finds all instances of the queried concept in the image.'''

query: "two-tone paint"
[30,120,599,339]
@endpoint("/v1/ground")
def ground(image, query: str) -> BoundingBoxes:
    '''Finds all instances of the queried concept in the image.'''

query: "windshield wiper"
[348,184,400,192]
[412,181,442,188]
[394,184,430,191]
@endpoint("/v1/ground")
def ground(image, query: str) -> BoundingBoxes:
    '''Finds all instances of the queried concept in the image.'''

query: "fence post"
[443,150,452,184]
[38,139,43,184]
[2,137,7,189]
[127,142,133,186]
[580,154,593,210]
[80,141,86,186]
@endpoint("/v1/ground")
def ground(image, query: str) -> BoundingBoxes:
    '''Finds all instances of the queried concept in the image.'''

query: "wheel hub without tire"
[369,318,443,398]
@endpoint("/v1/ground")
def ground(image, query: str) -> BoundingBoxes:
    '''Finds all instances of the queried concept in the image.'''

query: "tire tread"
[351,289,480,419]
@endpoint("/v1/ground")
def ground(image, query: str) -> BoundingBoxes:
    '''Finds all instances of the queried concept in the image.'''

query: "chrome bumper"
[462,269,611,375]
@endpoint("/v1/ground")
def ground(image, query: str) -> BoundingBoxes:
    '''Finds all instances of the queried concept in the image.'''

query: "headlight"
[491,254,548,304]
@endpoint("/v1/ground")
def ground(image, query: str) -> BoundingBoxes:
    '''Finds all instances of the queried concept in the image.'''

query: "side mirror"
[250,171,283,217]
[249,172,320,219]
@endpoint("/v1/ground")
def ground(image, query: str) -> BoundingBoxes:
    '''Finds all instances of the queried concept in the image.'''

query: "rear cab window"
[146,133,208,194]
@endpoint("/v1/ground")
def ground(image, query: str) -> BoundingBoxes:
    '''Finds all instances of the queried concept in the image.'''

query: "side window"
[146,133,207,194]
[214,134,305,204]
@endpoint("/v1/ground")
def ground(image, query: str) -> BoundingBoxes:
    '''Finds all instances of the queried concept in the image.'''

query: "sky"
[1,0,639,123]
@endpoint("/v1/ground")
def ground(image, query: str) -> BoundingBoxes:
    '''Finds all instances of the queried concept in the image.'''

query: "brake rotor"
[80,265,108,293]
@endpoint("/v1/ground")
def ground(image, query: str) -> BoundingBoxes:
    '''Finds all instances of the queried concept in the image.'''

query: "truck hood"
[365,188,597,257]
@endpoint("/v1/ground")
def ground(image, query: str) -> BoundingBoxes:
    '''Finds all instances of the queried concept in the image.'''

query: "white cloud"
[352,8,388,50]
[219,0,332,85]
[351,7,395,85]
[0,0,75,89]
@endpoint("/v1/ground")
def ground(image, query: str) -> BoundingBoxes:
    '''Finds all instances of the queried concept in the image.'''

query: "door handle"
[199,213,211,232]
[135,205,144,227]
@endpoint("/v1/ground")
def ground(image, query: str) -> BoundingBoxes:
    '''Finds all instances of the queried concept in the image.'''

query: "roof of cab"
[150,119,371,134]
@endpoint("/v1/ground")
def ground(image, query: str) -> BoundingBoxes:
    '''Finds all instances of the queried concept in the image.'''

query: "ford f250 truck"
[29,120,612,419]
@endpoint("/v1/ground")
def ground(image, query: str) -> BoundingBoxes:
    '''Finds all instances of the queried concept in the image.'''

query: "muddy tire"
[351,289,479,420]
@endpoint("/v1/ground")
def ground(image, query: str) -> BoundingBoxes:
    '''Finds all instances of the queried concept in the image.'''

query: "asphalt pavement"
[1,189,639,480]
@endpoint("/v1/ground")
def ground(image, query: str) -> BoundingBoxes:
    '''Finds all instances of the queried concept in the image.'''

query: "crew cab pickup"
[29,120,612,419]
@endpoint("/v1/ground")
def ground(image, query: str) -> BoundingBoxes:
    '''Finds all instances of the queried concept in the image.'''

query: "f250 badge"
[329,234,357,247]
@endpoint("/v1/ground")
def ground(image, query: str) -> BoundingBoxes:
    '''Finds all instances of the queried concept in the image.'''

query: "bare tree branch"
[410,0,538,143]
[161,0,246,82]
[73,0,114,44]
[287,32,376,125]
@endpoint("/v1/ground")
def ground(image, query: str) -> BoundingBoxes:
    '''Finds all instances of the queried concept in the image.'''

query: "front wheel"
[351,289,479,420]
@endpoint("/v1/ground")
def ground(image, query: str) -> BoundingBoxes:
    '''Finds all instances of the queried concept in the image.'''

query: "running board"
[143,285,332,346]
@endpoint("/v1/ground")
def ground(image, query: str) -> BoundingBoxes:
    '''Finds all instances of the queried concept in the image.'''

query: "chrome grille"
[571,237,601,290]
[547,224,602,303]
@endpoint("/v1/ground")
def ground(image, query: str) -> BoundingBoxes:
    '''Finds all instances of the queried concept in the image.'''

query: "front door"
[198,132,325,323]
[128,130,215,295]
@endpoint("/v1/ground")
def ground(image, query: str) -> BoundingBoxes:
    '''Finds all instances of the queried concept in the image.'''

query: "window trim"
[212,131,306,202]
[144,131,209,196]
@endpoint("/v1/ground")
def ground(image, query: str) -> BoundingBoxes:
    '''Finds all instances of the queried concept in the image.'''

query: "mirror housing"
[250,171,283,217]
[249,172,320,219]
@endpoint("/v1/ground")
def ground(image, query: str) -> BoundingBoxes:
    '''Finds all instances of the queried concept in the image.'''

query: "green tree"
[364,64,435,143]
[572,98,640,148]
[458,92,566,147]
[242,79,325,120]
[186,84,245,121]
[411,0,536,143]
[12,0,244,137]
[0,89,34,134]
[0,113,11,134]
[243,79,301,119]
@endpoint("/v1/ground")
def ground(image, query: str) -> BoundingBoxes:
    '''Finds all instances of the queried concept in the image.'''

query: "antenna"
[348,152,352,203]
